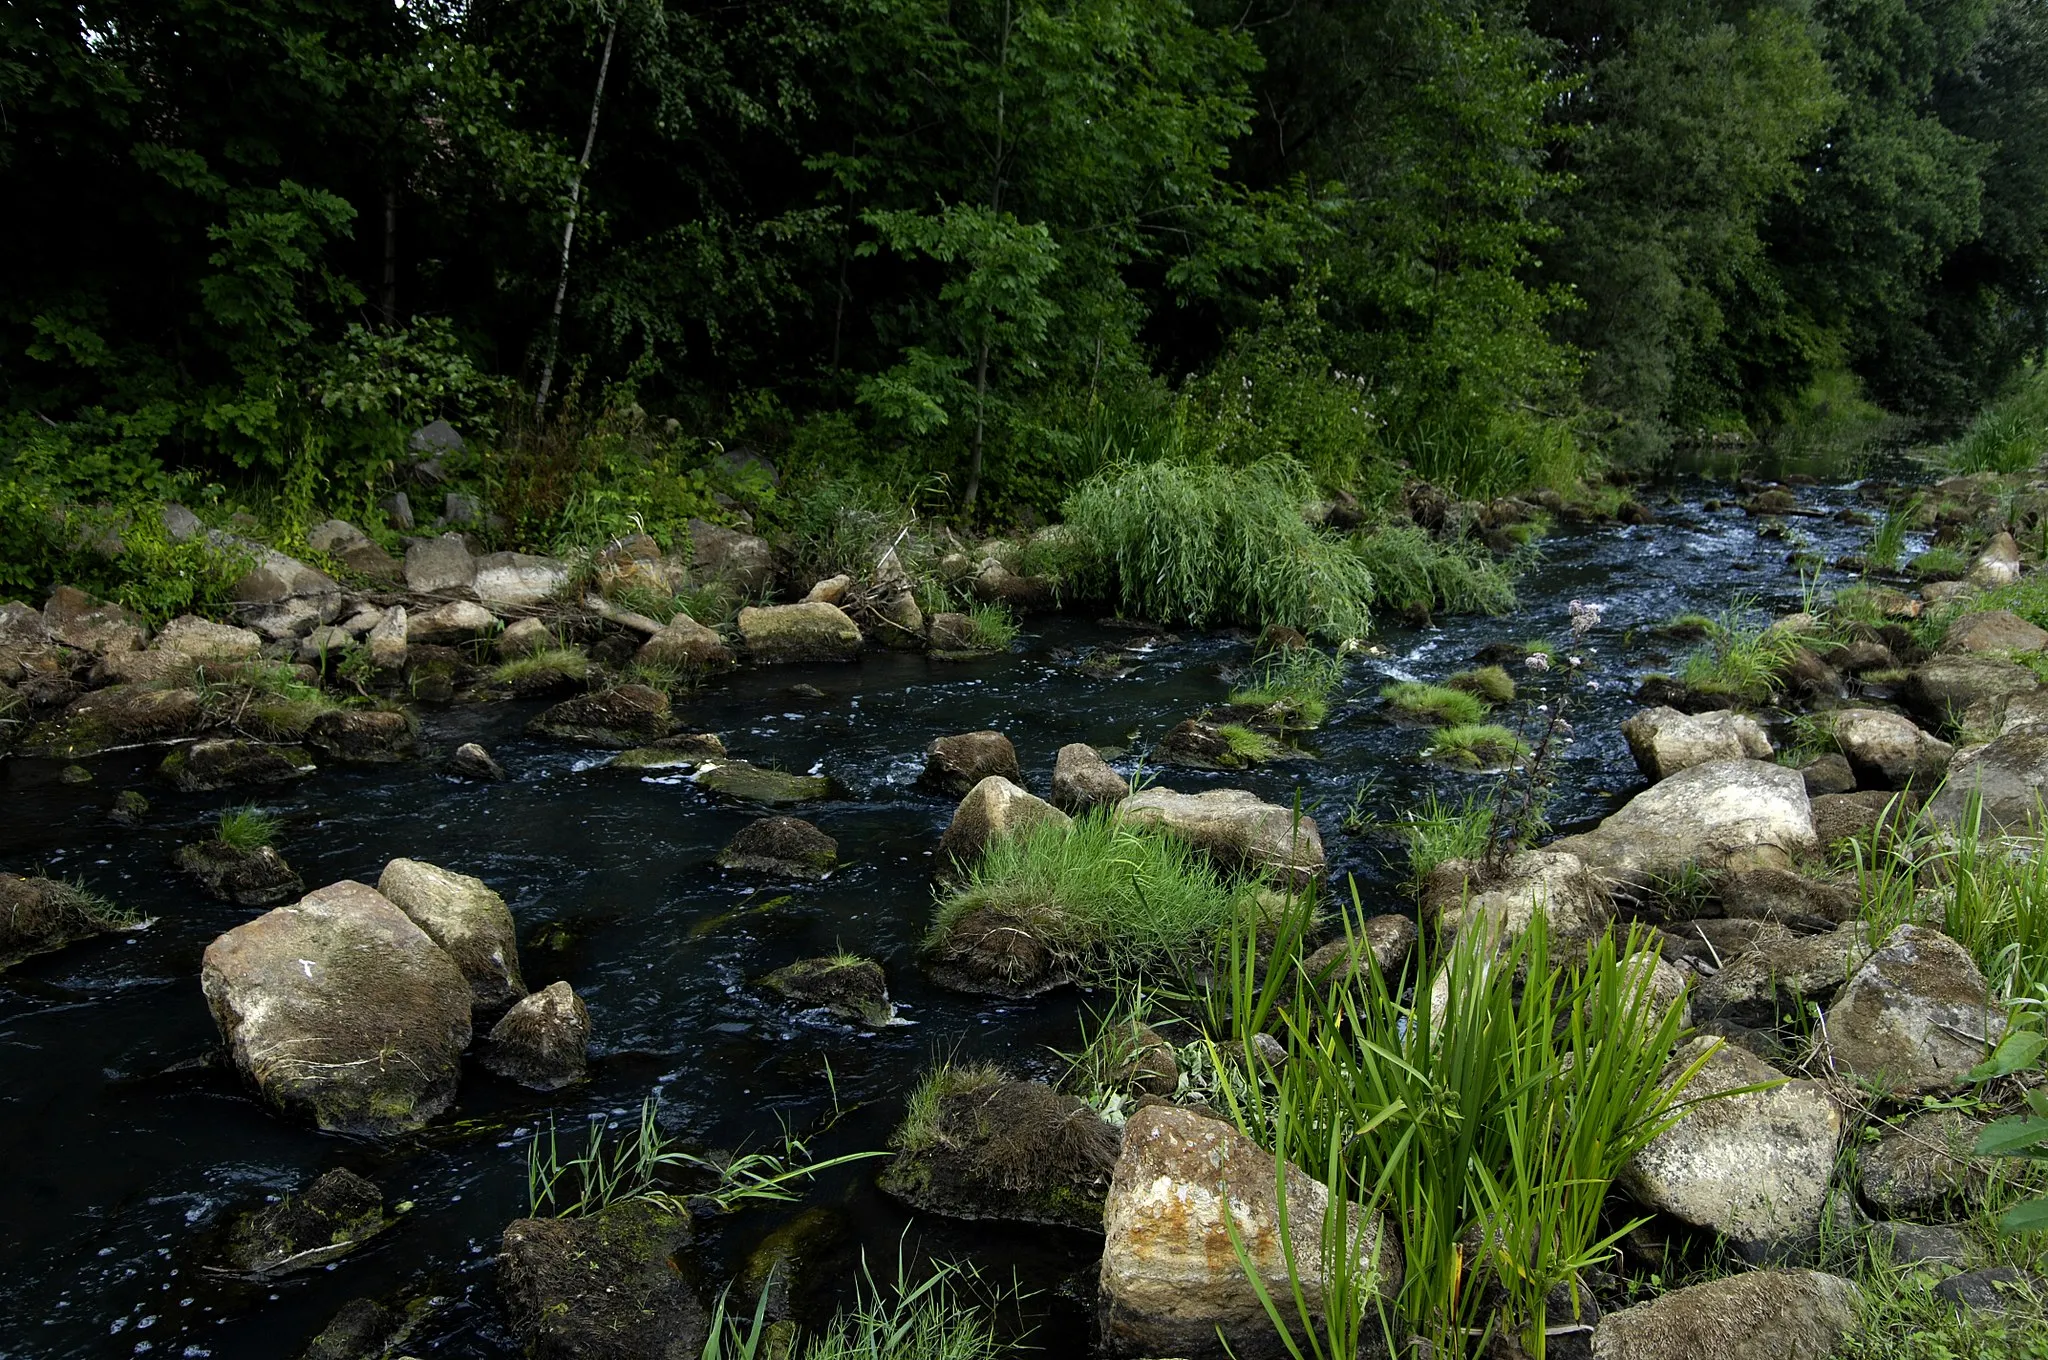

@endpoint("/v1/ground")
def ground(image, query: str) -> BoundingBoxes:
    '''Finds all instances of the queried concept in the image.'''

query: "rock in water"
[0,873,137,971]
[449,742,507,780]
[937,775,1071,868]
[878,1074,1118,1230]
[306,708,418,763]
[178,841,304,907]
[1547,758,1815,882]
[1825,924,2005,1097]
[1098,1105,1401,1360]
[761,956,893,1026]
[481,981,591,1091]
[1051,742,1127,812]
[158,737,316,792]
[717,817,838,878]
[1120,787,1325,885]
[498,1199,705,1360]
[737,602,862,663]
[200,880,472,1135]
[1590,1270,1859,1360]
[528,685,673,748]
[376,858,526,1013]
[1618,1038,1841,1261]
[1622,707,1773,782]
[920,730,1022,797]
[222,1167,390,1276]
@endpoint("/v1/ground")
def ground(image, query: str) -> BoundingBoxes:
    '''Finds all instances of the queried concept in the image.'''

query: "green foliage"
[1215,899,1715,1357]
[1866,496,1921,573]
[1395,791,1495,886]
[1910,545,1970,581]
[1934,793,2048,1004]
[1676,602,1803,704]
[1446,665,1516,705]
[1229,648,1346,730]
[491,649,592,689]
[1946,366,2048,475]
[1969,1029,2048,1237]
[1423,723,1528,770]
[214,806,279,853]
[1215,723,1279,763]
[1062,459,1375,639]
[703,1253,1015,1360]
[931,810,1267,984]
[894,1062,1011,1157]
[965,604,1018,653]
[1349,524,1518,619]
[1380,681,1488,727]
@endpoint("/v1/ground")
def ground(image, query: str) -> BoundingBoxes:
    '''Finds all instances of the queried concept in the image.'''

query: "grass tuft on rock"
[1229,647,1344,728]
[1423,723,1527,769]
[493,647,591,688]
[965,603,1019,651]
[215,805,279,852]
[1349,522,1518,618]
[1908,545,1970,581]
[1676,602,1802,704]
[894,1061,1011,1155]
[1381,681,1489,727]
[1215,723,1279,764]
[930,811,1266,984]
[1445,665,1515,704]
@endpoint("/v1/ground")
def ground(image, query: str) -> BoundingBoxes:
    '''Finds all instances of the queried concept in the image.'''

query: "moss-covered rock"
[608,733,728,771]
[178,841,305,907]
[693,760,831,806]
[919,730,1022,797]
[528,684,674,748]
[377,857,526,1013]
[736,602,862,664]
[481,980,590,1091]
[0,873,139,971]
[159,737,316,792]
[879,1072,1118,1231]
[221,1167,391,1277]
[717,816,837,878]
[22,684,209,757]
[497,1198,705,1360]
[759,956,892,1026]
[306,707,418,764]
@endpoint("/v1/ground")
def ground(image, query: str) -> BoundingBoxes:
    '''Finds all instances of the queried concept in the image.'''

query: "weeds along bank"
[16,451,2048,1358]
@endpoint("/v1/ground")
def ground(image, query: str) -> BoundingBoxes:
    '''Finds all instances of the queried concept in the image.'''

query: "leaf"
[1999,1197,2048,1234]
[1968,1029,2048,1082]
[1973,1114,2048,1158]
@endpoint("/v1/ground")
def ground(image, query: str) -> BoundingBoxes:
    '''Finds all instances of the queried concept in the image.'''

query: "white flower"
[1525,653,1551,672]
[1568,598,1604,638]
[1567,655,1584,668]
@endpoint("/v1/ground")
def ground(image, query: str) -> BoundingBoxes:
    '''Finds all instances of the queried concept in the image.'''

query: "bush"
[1062,458,1375,639]
[1350,523,1518,617]
[1945,365,2048,475]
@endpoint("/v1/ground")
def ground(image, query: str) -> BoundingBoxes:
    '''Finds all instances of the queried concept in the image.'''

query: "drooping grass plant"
[1676,600,1803,704]
[930,810,1266,984]
[1380,681,1487,726]
[1216,723,1280,763]
[1062,458,1375,639]
[1394,791,1494,885]
[1216,899,1719,1359]
[894,1061,1010,1155]
[1936,792,2048,1004]
[1423,723,1526,769]
[215,805,278,852]
[1944,365,2048,475]
[1348,523,1517,618]
[1230,647,1346,729]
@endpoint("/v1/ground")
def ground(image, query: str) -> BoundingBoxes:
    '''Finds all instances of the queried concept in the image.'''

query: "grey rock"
[1866,1221,1971,1269]
[1051,742,1128,812]
[1827,924,2005,1097]
[1860,1109,1991,1217]
[1935,1266,2035,1315]
[43,585,147,654]
[1714,866,1861,924]
[1424,850,1612,951]
[402,532,476,595]
[449,742,507,781]
[376,491,414,531]
[408,419,464,454]
[1590,1270,1860,1360]
[737,602,862,664]
[498,1200,704,1359]
[376,858,526,1012]
[638,614,734,669]
[161,503,204,541]
[1929,723,2048,831]
[472,551,569,607]
[1548,758,1816,882]
[718,816,837,878]
[481,980,589,1090]
[1120,787,1325,886]
[1800,753,1857,796]
[1828,708,1953,789]
[1694,921,1871,1028]
[938,775,1070,868]
[1941,609,2048,655]
[688,518,776,593]
[1905,656,2040,729]
[407,599,498,646]
[1623,706,1773,782]
[920,730,1023,798]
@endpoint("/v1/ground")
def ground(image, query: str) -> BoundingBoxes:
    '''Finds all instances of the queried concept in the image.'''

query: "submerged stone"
[693,760,832,807]
[222,1167,390,1277]
[159,737,316,792]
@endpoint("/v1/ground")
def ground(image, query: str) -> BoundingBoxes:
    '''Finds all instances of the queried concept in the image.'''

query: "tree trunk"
[534,17,618,419]
[380,188,398,325]
[964,338,991,512]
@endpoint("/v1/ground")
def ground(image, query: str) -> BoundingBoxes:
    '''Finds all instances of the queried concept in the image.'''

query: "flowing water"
[0,469,1907,1359]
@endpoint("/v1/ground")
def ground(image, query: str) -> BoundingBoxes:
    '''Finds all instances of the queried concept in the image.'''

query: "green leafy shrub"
[1062,458,1375,639]
[1381,681,1488,726]
[1945,366,2048,474]
[1350,523,1518,617]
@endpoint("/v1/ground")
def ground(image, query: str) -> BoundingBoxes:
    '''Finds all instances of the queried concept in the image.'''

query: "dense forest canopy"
[3,0,2045,526]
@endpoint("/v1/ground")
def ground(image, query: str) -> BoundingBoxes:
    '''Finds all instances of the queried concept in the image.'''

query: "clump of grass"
[1395,790,1495,884]
[1865,495,1921,573]
[1676,600,1803,704]
[491,647,591,687]
[1424,723,1527,769]
[217,663,345,739]
[215,805,278,852]
[1349,522,1517,618]
[704,1252,1015,1360]
[1229,647,1344,729]
[1062,457,1376,639]
[1214,723,1279,763]
[1381,681,1489,726]
[1943,364,2048,474]
[1909,545,1970,581]
[1445,665,1514,704]
[1652,612,1716,640]
[965,603,1018,651]
[930,811,1265,984]
[894,1061,1010,1155]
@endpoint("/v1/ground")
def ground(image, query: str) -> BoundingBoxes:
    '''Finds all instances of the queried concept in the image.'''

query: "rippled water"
[0,473,1904,1358]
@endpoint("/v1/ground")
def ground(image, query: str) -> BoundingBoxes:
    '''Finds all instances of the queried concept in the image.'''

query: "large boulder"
[736,602,862,664]
[1904,656,2040,729]
[877,1072,1118,1230]
[472,551,569,607]
[1099,1105,1401,1360]
[158,737,315,792]
[920,730,1023,797]
[1424,850,1611,951]
[1548,759,1815,883]
[1120,787,1326,885]
[498,1199,705,1360]
[481,981,590,1091]
[528,685,673,748]
[1619,1038,1841,1260]
[200,880,472,1134]
[1927,724,2048,831]
[156,614,263,662]
[1589,1270,1859,1360]
[1622,707,1773,782]
[1941,609,2048,656]
[42,585,146,654]
[22,684,207,758]
[376,858,526,1013]
[688,518,775,592]
[0,873,137,971]
[637,614,734,670]
[1826,708,1953,789]
[1825,924,2005,1097]
[306,707,418,764]
[937,775,1070,867]
[224,539,341,604]
[717,816,837,878]
[402,532,475,595]
[1051,742,1127,812]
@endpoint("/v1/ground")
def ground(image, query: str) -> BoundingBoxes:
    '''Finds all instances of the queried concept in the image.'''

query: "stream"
[0,464,1907,1358]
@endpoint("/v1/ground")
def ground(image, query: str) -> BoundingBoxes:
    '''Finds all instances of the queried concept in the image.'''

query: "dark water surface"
[0,475,1903,1358]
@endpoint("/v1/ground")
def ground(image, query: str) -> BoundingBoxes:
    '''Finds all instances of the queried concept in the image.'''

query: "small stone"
[367,606,407,670]
[481,980,590,1090]
[1935,1266,2034,1315]
[718,817,838,878]
[528,685,673,748]
[803,575,852,605]
[472,551,570,607]
[1800,753,1857,796]
[693,760,832,807]
[407,599,498,646]
[158,738,317,792]
[938,775,1070,868]
[1859,1109,1991,1217]
[496,617,552,659]
[58,763,92,784]
[449,742,507,781]
[1826,924,2004,1097]
[920,730,1022,797]
[1866,1221,1971,1269]
[306,708,417,764]
[760,955,893,1026]
[178,841,305,907]
[110,789,149,825]
[1051,742,1127,812]
[222,1167,389,1276]
[638,613,734,670]
[1969,532,2024,587]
